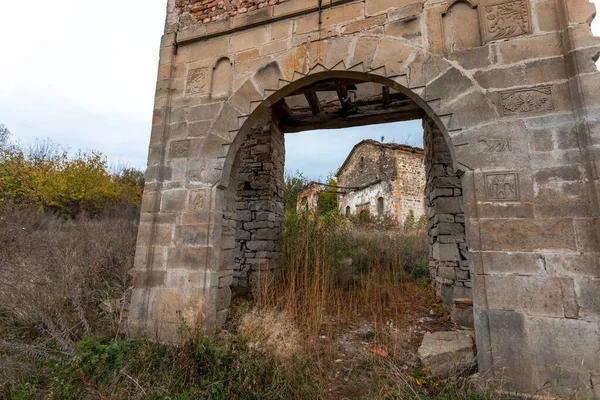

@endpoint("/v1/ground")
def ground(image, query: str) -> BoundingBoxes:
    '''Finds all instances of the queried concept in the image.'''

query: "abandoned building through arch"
[295,136,427,225]
[336,139,426,224]
[129,0,600,397]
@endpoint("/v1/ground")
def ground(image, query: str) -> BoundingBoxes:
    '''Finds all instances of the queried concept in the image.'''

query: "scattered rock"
[417,331,476,378]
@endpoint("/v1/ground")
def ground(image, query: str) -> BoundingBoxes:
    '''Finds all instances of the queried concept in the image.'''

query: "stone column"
[231,114,285,287]
[424,115,472,328]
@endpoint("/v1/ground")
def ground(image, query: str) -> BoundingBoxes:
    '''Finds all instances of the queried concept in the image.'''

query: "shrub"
[0,143,144,217]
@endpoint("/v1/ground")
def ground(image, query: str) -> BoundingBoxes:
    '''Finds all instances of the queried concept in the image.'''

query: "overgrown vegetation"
[0,148,504,399]
[0,137,144,217]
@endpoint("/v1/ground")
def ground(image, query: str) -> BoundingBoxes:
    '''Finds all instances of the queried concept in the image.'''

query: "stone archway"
[130,0,600,396]
[218,71,472,329]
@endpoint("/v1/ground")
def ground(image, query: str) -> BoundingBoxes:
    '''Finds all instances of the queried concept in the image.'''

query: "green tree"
[318,177,338,216]
[0,124,10,148]
[0,140,145,216]
[416,214,427,229]
[283,171,309,216]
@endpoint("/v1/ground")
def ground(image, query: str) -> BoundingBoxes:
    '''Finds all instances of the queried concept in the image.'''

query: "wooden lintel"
[304,91,322,115]
[336,85,352,110]
[288,79,361,96]
[273,99,292,119]
[281,99,424,133]
[382,86,391,106]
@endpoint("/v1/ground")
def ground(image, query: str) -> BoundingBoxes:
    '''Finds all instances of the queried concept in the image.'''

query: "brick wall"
[176,0,293,24]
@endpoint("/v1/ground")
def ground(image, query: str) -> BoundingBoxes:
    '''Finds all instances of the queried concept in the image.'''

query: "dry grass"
[0,206,506,399]
[252,214,435,356]
[0,205,137,379]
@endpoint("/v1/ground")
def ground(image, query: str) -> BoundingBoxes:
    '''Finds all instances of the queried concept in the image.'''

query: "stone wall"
[423,115,472,328]
[337,140,425,224]
[132,0,600,396]
[231,114,285,287]
[297,182,321,216]
[392,150,427,223]
[176,0,292,24]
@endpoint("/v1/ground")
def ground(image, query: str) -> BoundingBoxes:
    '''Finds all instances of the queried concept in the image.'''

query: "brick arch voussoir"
[219,43,488,189]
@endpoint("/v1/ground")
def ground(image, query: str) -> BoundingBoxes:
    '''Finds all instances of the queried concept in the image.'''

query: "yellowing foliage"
[0,146,144,216]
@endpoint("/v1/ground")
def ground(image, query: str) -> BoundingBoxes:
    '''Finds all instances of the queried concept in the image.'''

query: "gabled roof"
[335,140,424,177]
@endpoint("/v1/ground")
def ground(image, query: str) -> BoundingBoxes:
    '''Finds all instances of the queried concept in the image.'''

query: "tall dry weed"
[252,213,433,358]
[0,205,138,354]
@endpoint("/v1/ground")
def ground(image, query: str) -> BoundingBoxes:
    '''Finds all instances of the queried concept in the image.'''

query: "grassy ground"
[0,207,512,399]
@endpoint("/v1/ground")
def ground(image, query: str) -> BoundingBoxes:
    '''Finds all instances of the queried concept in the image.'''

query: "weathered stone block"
[433,243,460,262]
[487,310,534,393]
[161,190,187,212]
[485,275,566,317]
[479,218,576,251]
[417,331,476,378]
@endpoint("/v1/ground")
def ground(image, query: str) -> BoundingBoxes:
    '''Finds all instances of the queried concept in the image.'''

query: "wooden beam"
[304,91,322,115]
[273,99,292,119]
[382,86,390,106]
[288,79,361,96]
[336,85,352,110]
[280,99,424,133]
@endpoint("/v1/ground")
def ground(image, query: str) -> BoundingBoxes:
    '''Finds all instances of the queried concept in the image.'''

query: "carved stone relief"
[500,86,554,115]
[186,67,209,95]
[190,190,208,211]
[485,172,519,201]
[170,140,191,158]
[479,138,512,152]
[480,0,531,43]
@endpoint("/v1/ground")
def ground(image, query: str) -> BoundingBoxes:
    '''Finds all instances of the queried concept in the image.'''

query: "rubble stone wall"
[424,115,472,328]
[230,115,285,287]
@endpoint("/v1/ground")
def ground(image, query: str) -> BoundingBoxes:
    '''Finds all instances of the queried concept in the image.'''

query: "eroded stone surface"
[417,331,476,378]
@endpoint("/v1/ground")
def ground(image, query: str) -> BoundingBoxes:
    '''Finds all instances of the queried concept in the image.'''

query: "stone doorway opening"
[219,72,472,331]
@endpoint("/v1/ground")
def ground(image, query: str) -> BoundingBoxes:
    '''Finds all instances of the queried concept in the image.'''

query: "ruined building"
[296,181,322,216]
[337,139,425,223]
[129,0,600,397]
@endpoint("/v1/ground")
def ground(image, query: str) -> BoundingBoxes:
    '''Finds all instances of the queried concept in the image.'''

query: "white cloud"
[0,0,599,174]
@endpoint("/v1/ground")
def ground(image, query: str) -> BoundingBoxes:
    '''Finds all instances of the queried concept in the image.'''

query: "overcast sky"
[1,1,599,181]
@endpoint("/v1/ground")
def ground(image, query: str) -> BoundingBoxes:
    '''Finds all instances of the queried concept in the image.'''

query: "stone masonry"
[296,181,321,216]
[131,0,600,397]
[424,115,472,328]
[230,114,284,288]
[337,140,426,224]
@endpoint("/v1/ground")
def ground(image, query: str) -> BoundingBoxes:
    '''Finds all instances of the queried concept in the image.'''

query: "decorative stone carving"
[485,172,519,201]
[190,190,208,211]
[500,86,554,115]
[186,67,209,95]
[479,139,512,152]
[481,0,531,43]
[170,140,190,158]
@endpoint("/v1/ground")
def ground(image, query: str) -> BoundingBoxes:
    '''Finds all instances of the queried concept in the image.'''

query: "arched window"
[345,206,351,217]
[377,197,384,216]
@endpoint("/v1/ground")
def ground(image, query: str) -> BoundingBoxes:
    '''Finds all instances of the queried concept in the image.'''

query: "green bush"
[0,143,144,217]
